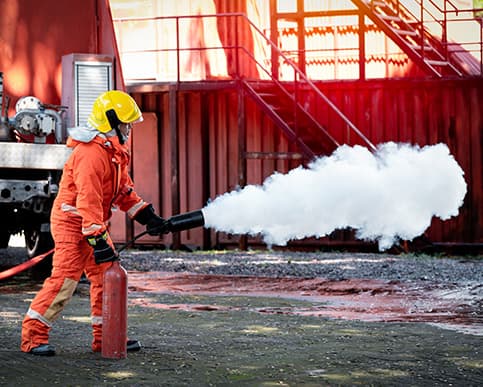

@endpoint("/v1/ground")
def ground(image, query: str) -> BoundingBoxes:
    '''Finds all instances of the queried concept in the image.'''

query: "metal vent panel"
[74,62,113,126]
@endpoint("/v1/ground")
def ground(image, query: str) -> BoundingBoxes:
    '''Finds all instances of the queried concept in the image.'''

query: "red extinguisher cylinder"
[102,260,128,359]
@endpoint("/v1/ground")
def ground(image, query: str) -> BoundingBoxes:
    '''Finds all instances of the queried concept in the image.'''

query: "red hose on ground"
[0,228,148,281]
[0,248,54,281]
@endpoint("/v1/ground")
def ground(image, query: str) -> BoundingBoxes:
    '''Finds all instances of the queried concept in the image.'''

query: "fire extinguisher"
[102,260,127,359]
[101,209,205,359]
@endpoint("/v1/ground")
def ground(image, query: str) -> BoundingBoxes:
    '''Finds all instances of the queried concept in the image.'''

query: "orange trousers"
[20,232,111,353]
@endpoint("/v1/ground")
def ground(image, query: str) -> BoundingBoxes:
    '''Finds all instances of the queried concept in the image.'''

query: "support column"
[169,85,180,249]
[359,12,366,81]
[237,82,247,250]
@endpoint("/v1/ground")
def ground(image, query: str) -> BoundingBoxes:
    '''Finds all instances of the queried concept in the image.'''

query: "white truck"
[0,72,72,275]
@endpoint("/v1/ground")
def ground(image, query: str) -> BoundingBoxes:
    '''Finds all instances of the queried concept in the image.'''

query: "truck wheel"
[25,228,54,258]
[24,227,54,279]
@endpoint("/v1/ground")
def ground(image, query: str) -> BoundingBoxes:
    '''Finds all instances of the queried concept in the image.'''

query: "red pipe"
[0,248,54,281]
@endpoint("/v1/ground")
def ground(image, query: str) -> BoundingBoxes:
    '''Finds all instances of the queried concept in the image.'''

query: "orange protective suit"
[21,134,148,353]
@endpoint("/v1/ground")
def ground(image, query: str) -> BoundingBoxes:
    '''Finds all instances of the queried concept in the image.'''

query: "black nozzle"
[165,210,205,233]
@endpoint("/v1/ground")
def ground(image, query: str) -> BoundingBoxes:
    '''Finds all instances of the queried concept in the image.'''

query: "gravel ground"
[1,245,481,285]
[119,249,482,284]
[1,246,482,386]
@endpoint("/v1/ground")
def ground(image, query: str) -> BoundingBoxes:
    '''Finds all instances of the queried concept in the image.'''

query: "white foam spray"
[202,142,467,250]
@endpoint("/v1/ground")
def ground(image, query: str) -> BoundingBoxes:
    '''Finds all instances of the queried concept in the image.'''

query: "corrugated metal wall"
[126,76,482,250]
[318,78,482,247]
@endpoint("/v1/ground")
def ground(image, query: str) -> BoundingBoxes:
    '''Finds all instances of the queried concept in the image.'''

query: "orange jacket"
[51,134,147,237]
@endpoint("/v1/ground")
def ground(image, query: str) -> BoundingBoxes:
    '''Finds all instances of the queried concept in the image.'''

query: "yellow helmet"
[88,90,143,133]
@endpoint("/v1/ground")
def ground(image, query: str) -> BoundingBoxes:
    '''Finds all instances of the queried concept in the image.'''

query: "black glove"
[134,204,167,236]
[86,231,118,264]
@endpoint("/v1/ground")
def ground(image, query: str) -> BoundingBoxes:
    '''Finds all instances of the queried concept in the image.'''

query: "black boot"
[29,344,56,356]
[127,340,141,352]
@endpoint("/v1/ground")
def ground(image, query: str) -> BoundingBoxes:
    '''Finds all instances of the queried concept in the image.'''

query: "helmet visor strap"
[115,126,127,145]
[106,109,122,130]
[106,109,127,144]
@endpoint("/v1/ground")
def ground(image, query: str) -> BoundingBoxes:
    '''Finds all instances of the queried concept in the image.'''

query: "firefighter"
[21,90,165,356]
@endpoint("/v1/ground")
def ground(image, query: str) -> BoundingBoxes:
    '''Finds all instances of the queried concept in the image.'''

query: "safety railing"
[235,14,376,152]
[113,13,378,150]
[112,10,481,152]
[379,0,483,74]
[113,8,482,81]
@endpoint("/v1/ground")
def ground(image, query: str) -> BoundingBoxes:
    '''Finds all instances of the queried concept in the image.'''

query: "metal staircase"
[351,0,464,77]
[242,81,340,160]
[239,15,376,162]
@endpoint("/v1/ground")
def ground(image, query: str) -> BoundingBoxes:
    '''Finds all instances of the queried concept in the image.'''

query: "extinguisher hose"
[116,230,150,254]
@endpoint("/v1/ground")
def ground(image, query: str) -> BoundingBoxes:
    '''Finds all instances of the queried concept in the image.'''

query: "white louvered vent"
[74,61,113,126]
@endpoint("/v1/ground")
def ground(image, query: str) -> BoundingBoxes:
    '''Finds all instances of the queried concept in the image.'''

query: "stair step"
[269,106,293,116]
[259,94,280,101]
[271,108,290,114]
[392,28,418,37]
[410,44,434,52]
[379,14,402,22]
[370,1,386,7]
[425,59,450,66]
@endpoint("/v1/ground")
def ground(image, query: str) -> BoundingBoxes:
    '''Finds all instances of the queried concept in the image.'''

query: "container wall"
[127,77,483,249]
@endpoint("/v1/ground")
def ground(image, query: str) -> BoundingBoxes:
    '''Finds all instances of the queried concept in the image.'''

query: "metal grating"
[74,62,113,126]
